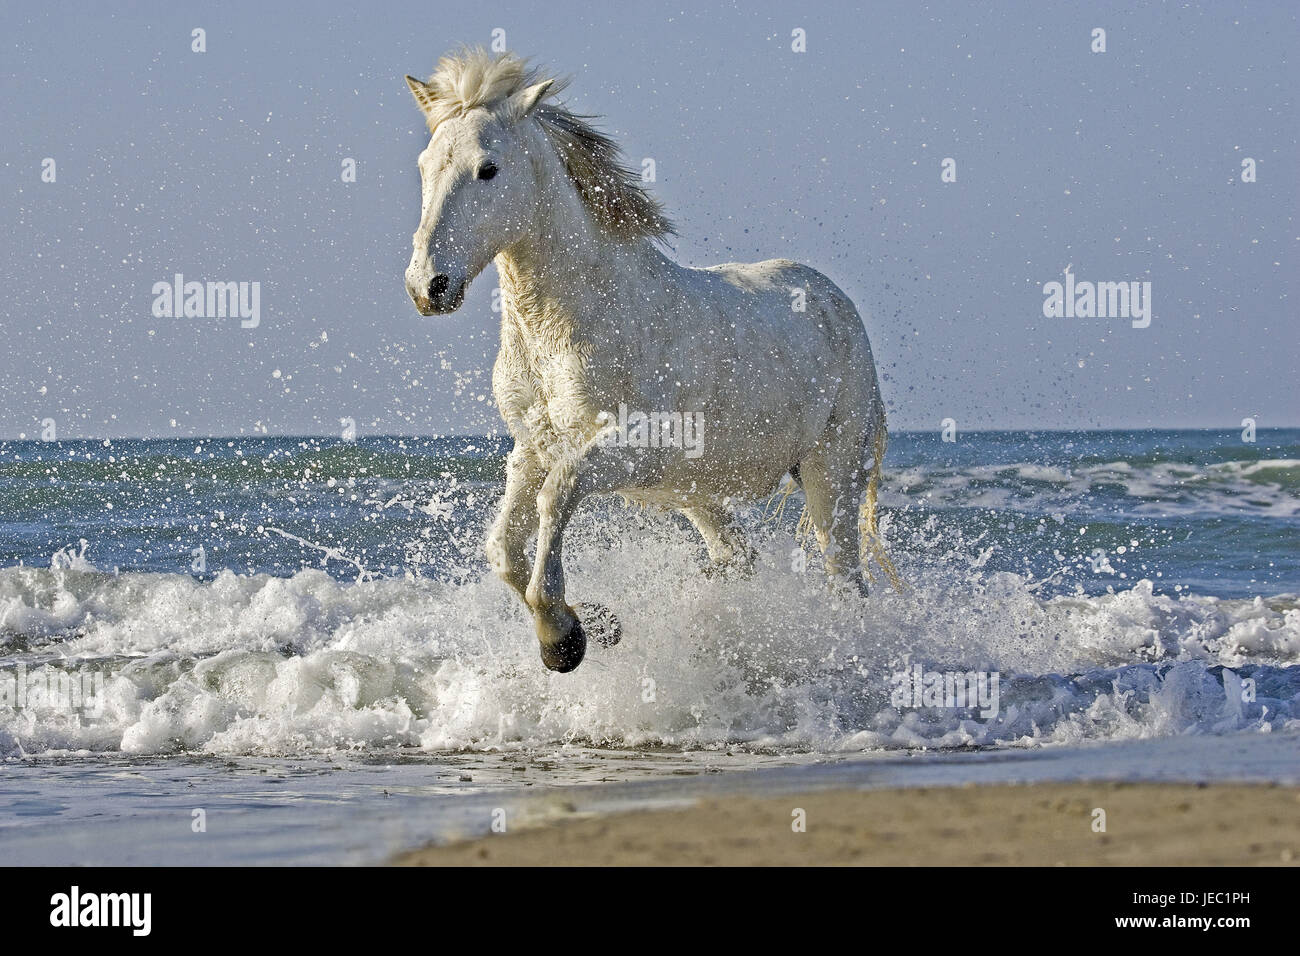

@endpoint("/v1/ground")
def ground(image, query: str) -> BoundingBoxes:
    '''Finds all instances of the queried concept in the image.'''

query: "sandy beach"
[394,782,1300,866]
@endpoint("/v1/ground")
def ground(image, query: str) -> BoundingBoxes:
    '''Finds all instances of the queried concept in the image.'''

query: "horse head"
[403,52,554,315]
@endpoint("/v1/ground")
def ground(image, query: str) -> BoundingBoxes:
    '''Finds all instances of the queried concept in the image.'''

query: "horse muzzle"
[409,273,467,315]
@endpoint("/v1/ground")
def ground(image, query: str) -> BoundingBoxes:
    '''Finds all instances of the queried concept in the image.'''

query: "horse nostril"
[428,274,450,299]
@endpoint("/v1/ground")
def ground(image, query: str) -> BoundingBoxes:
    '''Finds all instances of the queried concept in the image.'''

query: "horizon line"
[2,424,1297,443]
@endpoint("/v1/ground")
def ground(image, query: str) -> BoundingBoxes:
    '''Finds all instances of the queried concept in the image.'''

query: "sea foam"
[2,514,1296,757]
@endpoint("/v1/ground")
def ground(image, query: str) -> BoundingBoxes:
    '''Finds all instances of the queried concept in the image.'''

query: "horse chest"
[495,343,604,458]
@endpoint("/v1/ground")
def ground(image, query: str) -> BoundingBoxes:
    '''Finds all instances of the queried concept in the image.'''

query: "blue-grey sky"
[1,0,1295,438]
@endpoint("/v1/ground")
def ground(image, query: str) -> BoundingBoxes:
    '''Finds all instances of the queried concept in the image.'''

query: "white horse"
[404,50,898,672]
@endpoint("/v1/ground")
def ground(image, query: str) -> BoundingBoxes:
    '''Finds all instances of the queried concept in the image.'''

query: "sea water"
[1,430,1296,861]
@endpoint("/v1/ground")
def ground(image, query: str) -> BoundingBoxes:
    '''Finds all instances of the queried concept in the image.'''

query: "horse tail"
[859,391,905,593]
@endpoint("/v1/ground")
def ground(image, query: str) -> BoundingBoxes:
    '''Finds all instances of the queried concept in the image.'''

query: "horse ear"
[405,75,439,119]
[508,79,554,120]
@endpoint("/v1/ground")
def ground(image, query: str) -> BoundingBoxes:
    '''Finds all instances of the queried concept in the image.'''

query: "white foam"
[1,519,1296,757]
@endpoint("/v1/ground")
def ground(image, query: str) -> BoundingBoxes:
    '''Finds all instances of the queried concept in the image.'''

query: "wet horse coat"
[404,50,896,671]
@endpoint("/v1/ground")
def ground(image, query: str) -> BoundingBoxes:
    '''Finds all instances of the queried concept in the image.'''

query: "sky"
[1,0,1295,439]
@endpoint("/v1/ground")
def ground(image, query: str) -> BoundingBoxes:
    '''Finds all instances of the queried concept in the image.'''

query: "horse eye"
[476,163,499,181]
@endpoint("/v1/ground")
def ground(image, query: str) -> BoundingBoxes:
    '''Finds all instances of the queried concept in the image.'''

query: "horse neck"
[494,141,669,343]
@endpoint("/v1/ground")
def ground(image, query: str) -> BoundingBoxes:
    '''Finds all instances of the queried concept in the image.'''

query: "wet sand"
[394,782,1300,866]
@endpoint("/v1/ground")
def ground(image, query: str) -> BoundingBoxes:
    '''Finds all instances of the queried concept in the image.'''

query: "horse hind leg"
[681,503,757,578]
[858,425,903,593]
[795,440,870,596]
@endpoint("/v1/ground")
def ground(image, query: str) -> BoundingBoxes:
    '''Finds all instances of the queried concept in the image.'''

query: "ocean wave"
[883,458,1300,518]
[2,518,1296,757]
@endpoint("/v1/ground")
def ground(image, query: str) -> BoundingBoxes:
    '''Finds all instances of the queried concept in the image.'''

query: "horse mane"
[415,48,674,243]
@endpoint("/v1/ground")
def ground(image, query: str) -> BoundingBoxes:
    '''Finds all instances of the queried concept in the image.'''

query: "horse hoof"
[576,602,622,647]
[540,620,587,673]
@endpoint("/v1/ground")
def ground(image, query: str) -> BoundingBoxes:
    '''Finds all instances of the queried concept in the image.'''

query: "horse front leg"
[525,437,665,672]
[485,447,543,600]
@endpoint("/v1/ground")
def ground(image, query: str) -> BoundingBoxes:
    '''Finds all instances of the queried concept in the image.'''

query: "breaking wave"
[2,512,1296,757]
